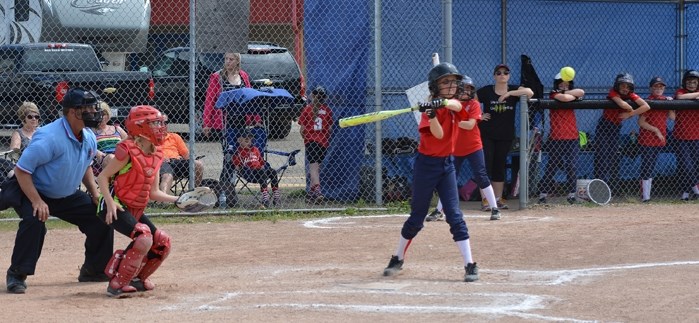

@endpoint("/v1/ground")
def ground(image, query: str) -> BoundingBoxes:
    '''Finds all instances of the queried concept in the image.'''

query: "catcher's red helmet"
[126,105,166,146]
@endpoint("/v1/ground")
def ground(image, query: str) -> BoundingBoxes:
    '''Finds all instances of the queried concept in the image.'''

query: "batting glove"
[425,108,437,119]
[418,99,445,112]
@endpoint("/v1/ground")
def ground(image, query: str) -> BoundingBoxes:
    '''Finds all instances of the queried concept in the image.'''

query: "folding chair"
[234,149,300,207]
[170,155,206,195]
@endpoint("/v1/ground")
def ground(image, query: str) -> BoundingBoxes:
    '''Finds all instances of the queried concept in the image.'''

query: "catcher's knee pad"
[138,229,171,282]
[106,224,153,288]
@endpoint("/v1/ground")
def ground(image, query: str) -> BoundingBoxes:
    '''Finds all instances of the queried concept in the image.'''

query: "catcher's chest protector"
[114,140,164,210]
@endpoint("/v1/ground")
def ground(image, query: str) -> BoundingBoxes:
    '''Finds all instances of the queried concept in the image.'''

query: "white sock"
[394,236,411,260]
[682,192,690,199]
[642,179,652,201]
[436,199,443,214]
[693,184,699,195]
[482,185,498,210]
[539,193,548,199]
[456,239,474,265]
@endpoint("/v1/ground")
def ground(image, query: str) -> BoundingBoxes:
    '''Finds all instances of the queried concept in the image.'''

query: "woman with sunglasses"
[10,101,41,153]
[475,64,533,211]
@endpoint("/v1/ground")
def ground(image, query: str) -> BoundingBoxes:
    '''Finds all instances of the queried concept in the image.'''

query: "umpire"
[5,88,114,294]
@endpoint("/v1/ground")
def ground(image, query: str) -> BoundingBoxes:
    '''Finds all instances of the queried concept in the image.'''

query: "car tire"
[268,117,292,140]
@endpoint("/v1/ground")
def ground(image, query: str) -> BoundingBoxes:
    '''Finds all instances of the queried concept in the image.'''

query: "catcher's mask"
[126,105,166,145]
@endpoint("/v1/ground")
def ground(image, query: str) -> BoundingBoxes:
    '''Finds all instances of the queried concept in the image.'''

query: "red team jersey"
[548,91,579,140]
[298,104,334,147]
[232,146,265,169]
[638,94,671,147]
[417,104,467,157]
[604,89,641,125]
[453,100,483,156]
[673,89,699,140]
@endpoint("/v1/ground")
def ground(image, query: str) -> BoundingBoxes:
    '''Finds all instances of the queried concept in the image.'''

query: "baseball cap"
[238,129,254,138]
[649,76,666,87]
[493,64,510,74]
[61,87,99,108]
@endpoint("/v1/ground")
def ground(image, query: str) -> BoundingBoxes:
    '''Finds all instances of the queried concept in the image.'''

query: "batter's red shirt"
[548,91,578,140]
[638,94,671,147]
[298,104,334,147]
[418,105,467,157]
[604,89,641,125]
[453,99,483,157]
[673,89,699,140]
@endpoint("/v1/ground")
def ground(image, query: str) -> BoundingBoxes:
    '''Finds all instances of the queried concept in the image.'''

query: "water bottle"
[218,192,227,209]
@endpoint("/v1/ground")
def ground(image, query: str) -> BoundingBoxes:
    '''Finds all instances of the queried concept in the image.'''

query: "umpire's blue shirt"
[16,117,97,199]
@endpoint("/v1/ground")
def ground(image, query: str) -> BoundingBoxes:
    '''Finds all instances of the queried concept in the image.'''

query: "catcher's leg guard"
[134,229,171,291]
[108,223,152,295]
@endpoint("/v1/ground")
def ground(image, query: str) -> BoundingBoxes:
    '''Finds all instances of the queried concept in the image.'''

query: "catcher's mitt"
[176,187,217,212]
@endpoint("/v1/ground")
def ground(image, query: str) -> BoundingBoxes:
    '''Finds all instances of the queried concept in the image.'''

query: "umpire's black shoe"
[78,264,110,282]
[6,268,27,294]
[383,255,404,277]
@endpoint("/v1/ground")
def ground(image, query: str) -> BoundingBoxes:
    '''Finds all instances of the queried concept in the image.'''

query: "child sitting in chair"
[232,129,280,207]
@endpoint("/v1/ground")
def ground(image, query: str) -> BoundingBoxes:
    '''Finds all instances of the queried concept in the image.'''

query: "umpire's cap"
[61,87,99,108]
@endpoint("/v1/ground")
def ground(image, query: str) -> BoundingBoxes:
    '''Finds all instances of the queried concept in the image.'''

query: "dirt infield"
[1,203,699,322]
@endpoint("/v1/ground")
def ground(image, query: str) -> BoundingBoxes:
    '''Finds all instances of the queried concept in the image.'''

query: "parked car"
[0,42,154,126]
[150,42,306,139]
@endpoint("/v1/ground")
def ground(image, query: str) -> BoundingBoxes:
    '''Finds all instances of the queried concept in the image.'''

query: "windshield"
[22,47,102,72]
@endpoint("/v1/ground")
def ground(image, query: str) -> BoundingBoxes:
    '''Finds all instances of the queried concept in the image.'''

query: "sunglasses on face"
[495,71,510,76]
[26,115,40,120]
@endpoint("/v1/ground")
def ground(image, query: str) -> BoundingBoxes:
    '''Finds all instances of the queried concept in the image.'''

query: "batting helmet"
[458,76,476,99]
[613,73,635,93]
[311,86,327,103]
[682,69,699,89]
[554,72,574,91]
[428,62,463,95]
[126,105,166,146]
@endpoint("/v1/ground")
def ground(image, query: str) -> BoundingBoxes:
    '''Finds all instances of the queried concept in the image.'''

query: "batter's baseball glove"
[175,187,217,212]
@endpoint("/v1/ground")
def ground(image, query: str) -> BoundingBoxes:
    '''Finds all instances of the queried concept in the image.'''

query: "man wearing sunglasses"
[5,87,114,294]
[475,64,533,212]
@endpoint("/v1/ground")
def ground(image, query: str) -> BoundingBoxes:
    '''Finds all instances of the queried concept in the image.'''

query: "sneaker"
[537,197,547,204]
[464,262,479,282]
[642,199,651,203]
[6,268,27,294]
[130,278,155,291]
[496,198,509,210]
[383,255,403,277]
[480,199,491,212]
[490,209,501,221]
[107,284,138,298]
[566,196,577,204]
[78,264,110,282]
[425,209,443,222]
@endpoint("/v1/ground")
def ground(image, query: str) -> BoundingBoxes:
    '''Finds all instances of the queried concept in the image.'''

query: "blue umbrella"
[215,87,295,115]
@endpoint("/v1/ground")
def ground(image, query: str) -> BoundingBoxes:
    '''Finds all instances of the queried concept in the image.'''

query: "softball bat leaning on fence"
[338,99,448,128]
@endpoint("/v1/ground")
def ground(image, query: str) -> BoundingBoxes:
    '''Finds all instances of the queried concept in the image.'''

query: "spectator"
[5,87,114,294]
[638,77,675,202]
[538,72,585,204]
[202,52,253,144]
[673,70,699,201]
[298,86,333,204]
[159,114,203,193]
[382,63,479,282]
[232,129,280,207]
[476,64,533,211]
[593,73,650,188]
[10,101,40,153]
[426,77,502,221]
[92,101,128,171]
[96,105,176,297]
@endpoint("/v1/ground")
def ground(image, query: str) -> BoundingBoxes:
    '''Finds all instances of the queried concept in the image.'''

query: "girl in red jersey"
[538,72,585,204]
[673,70,699,200]
[383,63,479,282]
[298,86,334,204]
[594,73,650,189]
[638,77,675,202]
[96,106,178,297]
[426,77,501,221]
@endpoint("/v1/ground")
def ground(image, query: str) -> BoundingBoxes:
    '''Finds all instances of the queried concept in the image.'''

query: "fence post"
[519,95,529,209]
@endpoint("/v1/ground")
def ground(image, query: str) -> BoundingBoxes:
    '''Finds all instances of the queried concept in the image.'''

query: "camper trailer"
[0,0,150,70]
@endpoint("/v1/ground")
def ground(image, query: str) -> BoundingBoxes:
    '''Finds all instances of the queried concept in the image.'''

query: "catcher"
[96,105,213,297]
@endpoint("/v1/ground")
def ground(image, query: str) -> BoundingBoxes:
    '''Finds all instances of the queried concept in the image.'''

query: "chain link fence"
[0,0,697,213]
